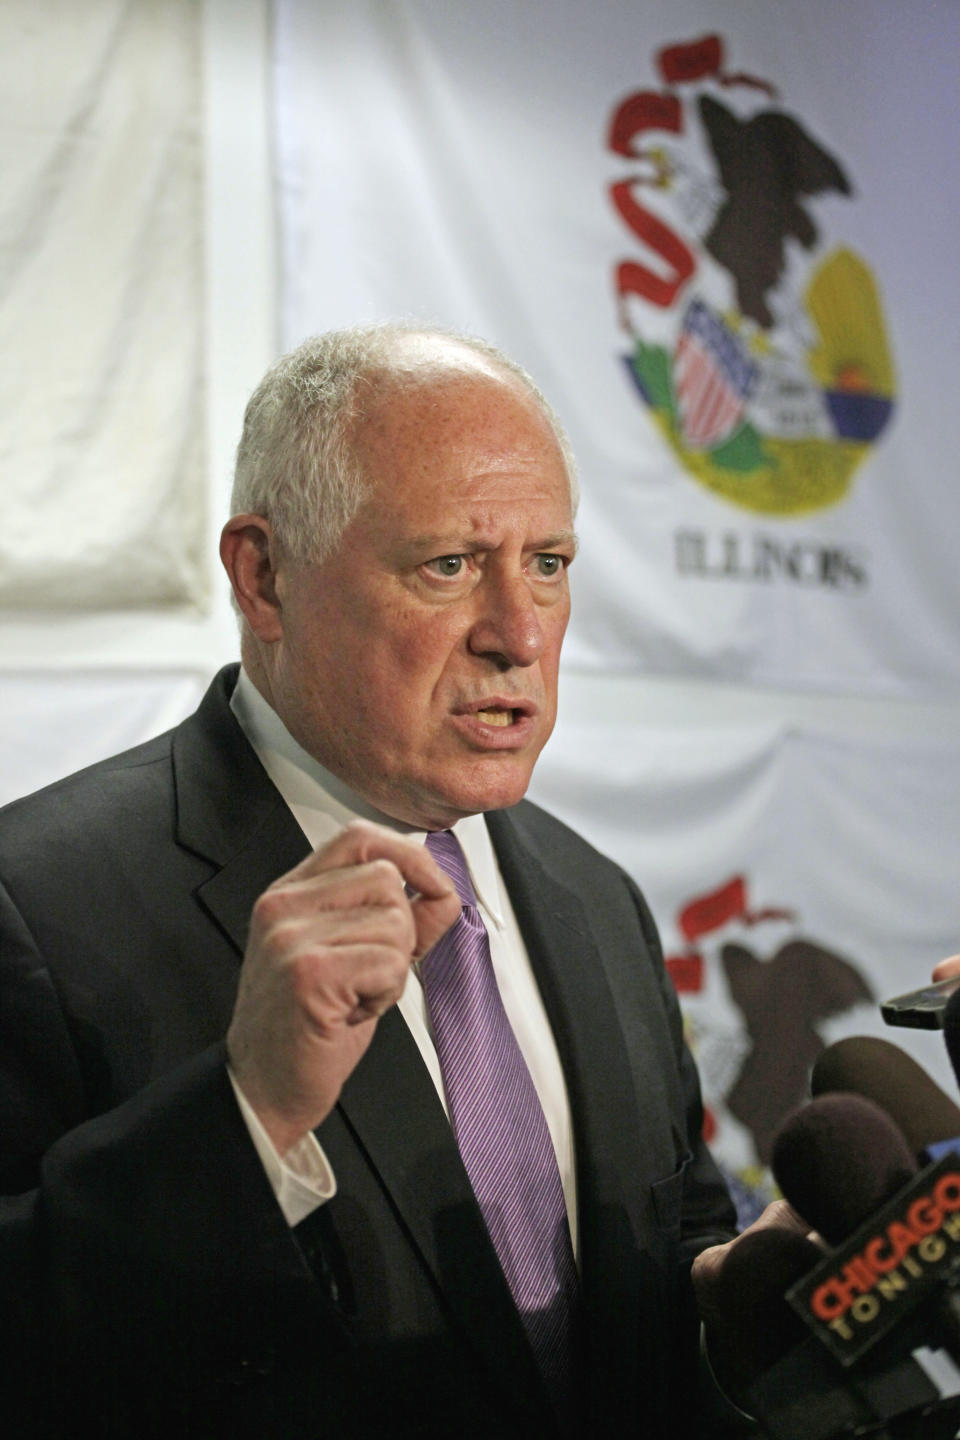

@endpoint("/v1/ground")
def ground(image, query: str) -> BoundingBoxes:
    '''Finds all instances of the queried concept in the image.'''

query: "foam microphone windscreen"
[943,988,960,1097]
[770,1092,917,1246]
[811,1034,960,1156]
[700,1226,824,1377]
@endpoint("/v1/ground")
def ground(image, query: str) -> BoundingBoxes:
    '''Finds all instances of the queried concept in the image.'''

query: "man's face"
[265,363,576,830]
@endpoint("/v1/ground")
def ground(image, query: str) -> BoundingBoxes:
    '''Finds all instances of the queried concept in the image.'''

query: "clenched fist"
[227,819,460,1154]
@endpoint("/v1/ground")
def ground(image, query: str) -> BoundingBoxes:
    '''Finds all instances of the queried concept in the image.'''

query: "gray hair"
[231,322,578,566]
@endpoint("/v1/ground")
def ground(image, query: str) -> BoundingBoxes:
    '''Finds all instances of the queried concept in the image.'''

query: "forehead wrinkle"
[404,526,578,551]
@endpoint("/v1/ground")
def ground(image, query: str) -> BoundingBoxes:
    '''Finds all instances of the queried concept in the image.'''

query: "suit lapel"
[485,808,656,1426]
[193,797,312,953]
[170,667,313,952]
[333,1009,553,1420]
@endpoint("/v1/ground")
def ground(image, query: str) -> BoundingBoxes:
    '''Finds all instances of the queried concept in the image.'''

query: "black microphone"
[811,1035,960,1164]
[943,987,960,1098]
[739,1094,960,1440]
[772,1091,917,1244]
[699,1225,825,1399]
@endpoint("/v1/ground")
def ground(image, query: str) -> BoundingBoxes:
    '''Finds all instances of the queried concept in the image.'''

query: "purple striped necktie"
[421,829,579,1404]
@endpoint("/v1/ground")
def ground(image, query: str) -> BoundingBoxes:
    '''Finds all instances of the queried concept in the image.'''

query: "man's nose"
[467,575,545,670]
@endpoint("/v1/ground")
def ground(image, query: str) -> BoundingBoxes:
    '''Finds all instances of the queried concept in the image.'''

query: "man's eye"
[534,553,563,578]
[427,555,465,577]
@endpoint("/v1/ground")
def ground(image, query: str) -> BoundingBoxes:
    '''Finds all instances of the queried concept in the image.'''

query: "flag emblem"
[672,300,756,450]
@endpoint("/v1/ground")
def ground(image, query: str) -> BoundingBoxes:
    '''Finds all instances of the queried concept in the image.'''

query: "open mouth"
[451,702,536,749]
[475,707,516,727]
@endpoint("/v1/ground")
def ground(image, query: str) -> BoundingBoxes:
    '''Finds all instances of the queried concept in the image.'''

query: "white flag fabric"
[274,0,960,695]
[530,714,960,1215]
[0,0,205,609]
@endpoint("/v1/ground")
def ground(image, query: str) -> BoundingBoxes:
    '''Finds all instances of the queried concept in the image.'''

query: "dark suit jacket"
[0,666,737,1438]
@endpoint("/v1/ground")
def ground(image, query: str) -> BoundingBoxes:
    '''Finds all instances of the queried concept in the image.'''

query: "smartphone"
[880,974,960,1029]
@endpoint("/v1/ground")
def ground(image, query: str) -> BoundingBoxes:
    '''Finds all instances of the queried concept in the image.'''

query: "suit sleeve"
[623,873,756,1436]
[625,870,738,1254]
[0,879,356,1440]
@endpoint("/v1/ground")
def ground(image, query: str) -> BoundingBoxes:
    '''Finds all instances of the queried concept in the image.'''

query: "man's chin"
[355,739,547,829]
[423,765,536,827]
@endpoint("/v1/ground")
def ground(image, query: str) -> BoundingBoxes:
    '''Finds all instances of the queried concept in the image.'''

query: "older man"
[0,326,744,1438]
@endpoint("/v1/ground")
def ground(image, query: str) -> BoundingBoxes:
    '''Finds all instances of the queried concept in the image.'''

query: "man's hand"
[226,819,460,1155]
[933,954,960,981]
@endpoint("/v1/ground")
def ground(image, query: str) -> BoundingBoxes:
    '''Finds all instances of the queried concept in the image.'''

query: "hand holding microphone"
[880,952,960,1029]
[692,1200,824,1403]
[693,960,960,1434]
[733,1087,960,1439]
[742,1022,960,1440]
[692,1040,951,1415]
[692,1087,920,1409]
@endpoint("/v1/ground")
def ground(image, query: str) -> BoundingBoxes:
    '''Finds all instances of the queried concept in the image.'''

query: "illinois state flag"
[273,0,960,696]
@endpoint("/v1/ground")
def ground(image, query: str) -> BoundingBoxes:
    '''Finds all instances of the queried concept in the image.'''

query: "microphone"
[771,1091,917,1244]
[699,1225,825,1398]
[739,1094,960,1439]
[811,1035,960,1163]
[943,988,960,1097]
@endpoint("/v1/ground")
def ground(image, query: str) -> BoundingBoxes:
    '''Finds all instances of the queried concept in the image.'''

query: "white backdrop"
[0,0,206,608]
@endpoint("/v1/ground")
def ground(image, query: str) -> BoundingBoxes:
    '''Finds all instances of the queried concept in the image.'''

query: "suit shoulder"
[0,667,239,849]
[496,798,661,949]
[1,725,176,805]
[500,796,625,874]
[0,727,177,855]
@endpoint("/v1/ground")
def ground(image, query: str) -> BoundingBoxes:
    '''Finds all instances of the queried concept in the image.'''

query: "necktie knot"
[425,829,476,908]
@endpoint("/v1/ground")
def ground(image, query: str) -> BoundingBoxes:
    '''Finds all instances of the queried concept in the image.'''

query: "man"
[0,325,745,1437]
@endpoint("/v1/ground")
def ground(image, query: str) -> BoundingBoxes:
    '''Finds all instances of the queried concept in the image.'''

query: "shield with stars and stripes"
[672,298,757,450]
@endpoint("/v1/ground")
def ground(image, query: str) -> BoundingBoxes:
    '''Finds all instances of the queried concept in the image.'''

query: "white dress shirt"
[228,668,579,1254]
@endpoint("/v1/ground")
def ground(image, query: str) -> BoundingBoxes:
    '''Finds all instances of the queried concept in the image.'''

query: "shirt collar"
[230,667,506,928]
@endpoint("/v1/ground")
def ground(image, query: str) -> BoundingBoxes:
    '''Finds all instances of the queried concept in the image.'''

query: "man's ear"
[219,514,284,641]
